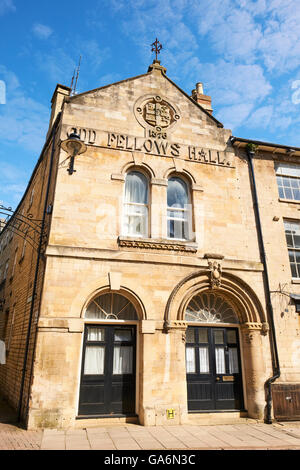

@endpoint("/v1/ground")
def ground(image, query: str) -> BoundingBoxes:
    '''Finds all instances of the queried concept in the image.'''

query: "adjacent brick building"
[0,59,299,429]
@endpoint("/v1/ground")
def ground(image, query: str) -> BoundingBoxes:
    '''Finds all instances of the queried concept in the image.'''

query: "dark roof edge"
[67,68,224,128]
[163,74,223,128]
[67,72,150,100]
[231,136,300,152]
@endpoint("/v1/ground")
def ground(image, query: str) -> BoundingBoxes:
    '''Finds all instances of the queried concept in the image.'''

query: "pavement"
[1,395,300,451]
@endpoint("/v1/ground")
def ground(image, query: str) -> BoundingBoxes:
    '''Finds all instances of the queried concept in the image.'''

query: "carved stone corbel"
[163,320,187,334]
[204,253,224,289]
[163,320,171,333]
[261,322,269,336]
[241,321,269,337]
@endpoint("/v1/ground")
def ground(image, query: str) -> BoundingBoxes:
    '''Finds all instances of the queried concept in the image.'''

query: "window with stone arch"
[167,175,192,240]
[122,170,149,238]
[85,292,139,321]
[185,292,239,324]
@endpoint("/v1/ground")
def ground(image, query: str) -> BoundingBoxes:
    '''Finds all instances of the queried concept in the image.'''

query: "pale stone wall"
[27,254,272,428]
[249,154,300,384]
[0,128,61,418]
[12,64,299,428]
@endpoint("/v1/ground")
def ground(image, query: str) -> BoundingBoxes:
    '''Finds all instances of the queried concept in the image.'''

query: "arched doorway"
[78,292,139,417]
[185,291,244,412]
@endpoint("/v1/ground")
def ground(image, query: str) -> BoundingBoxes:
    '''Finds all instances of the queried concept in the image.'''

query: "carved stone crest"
[204,253,224,289]
[208,261,222,288]
[134,94,180,135]
[144,99,172,128]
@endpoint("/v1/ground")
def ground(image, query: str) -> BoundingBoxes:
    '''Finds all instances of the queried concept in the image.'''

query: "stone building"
[0,59,299,430]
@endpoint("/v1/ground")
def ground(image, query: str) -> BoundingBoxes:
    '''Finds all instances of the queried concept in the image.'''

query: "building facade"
[0,60,299,429]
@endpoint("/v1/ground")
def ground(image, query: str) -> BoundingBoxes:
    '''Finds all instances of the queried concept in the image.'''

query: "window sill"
[292,278,300,284]
[278,198,300,205]
[118,236,198,253]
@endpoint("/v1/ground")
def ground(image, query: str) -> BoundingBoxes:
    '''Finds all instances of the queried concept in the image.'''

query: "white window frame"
[167,176,191,241]
[276,163,300,202]
[122,171,149,238]
[284,219,300,278]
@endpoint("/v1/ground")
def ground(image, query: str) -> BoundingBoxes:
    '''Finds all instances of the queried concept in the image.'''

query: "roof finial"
[151,38,162,62]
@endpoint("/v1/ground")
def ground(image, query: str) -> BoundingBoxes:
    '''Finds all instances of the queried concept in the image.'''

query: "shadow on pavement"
[0,393,23,428]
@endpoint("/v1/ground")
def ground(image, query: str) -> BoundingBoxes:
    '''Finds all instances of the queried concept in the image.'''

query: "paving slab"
[1,416,300,450]
[146,427,188,449]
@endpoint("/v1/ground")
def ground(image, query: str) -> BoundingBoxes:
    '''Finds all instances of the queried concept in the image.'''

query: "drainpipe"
[17,112,61,423]
[245,144,280,424]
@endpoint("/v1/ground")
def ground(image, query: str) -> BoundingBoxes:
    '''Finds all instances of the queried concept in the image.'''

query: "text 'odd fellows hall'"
[0,41,300,429]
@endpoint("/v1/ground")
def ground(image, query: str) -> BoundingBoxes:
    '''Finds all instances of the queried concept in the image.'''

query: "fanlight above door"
[85,293,138,321]
[185,292,239,324]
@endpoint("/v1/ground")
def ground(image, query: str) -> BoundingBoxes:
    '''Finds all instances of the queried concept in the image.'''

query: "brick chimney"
[191,82,213,114]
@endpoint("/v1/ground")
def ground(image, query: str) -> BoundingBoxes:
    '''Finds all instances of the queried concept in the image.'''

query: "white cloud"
[35,48,75,84]
[244,105,274,129]
[193,0,300,73]
[0,65,49,153]
[208,10,262,62]
[216,103,254,130]
[97,72,122,87]
[32,23,53,40]
[1,162,28,181]
[117,0,197,54]
[0,182,27,208]
[179,58,272,113]
[0,66,50,208]
[0,0,15,16]
[78,40,110,70]
[240,0,267,15]
[258,2,300,72]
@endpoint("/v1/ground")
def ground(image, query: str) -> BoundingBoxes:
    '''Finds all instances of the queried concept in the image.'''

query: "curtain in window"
[199,346,210,373]
[167,177,190,240]
[229,347,239,374]
[186,347,196,373]
[215,347,226,374]
[84,346,105,375]
[124,172,148,204]
[87,327,104,341]
[167,177,188,208]
[123,171,148,237]
[113,346,133,374]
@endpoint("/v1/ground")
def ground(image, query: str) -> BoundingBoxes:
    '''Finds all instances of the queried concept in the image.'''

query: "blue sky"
[1,0,300,208]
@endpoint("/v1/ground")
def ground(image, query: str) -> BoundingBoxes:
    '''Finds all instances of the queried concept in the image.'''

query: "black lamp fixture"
[61,132,87,175]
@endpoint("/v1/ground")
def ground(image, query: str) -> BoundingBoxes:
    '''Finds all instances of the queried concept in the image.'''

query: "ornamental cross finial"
[151,38,162,61]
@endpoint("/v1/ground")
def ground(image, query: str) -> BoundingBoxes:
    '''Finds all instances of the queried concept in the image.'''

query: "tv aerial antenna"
[70,55,82,96]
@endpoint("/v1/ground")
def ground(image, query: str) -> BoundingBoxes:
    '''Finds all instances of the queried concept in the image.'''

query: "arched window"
[123,171,149,237]
[85,292,138,320]
[167,176,190,240]
[185,292,239,324]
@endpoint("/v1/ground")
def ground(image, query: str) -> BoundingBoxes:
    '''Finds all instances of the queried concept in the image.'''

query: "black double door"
[79,325,136,416]
[186,327,244,412]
